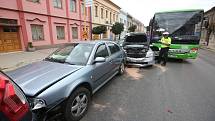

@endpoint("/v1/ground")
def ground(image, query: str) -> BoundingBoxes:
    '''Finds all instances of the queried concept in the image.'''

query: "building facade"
[91,0,120,40]
[132,18,144,32]
[201,7,215,49]
[0,0,91,53]
[119,10,128,38]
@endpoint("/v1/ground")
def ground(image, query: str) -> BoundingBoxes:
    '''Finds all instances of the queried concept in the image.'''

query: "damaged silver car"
[123,33,155,67]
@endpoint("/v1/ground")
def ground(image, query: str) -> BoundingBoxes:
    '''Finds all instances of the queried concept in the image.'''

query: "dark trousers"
[158,47,169,65]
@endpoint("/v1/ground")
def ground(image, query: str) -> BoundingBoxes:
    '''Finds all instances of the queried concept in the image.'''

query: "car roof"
[126,32,147,36]
[71,40,116,44]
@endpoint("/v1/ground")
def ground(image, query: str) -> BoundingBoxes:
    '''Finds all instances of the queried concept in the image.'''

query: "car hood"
[6,61,83,97]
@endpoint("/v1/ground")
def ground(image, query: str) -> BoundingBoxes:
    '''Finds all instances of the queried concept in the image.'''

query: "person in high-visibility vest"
[158,32,172,66]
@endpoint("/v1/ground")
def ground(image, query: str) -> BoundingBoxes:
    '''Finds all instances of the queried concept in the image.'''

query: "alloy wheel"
[71,93,88,117]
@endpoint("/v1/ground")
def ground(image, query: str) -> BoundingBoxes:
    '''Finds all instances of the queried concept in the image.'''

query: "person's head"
[163,32,169,38]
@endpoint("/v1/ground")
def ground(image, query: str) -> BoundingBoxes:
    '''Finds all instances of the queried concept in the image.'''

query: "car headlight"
[31,98,46,110]
[146,52,154,57]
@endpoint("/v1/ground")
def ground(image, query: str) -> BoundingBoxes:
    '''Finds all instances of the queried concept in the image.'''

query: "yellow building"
[92,0,120,40]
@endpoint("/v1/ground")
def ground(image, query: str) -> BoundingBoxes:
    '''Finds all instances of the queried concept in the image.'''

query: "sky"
[112,0,215,26]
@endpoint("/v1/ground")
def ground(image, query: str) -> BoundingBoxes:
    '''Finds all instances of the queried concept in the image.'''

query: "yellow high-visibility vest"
[160,37,172,48]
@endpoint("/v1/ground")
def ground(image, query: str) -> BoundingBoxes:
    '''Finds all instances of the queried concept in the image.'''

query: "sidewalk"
[0,48,57,72]
[200,45,215,53]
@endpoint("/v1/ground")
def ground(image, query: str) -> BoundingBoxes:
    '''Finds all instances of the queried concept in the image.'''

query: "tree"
[128,25,137,32]
[92,25,107,39]
[111,22,124,40]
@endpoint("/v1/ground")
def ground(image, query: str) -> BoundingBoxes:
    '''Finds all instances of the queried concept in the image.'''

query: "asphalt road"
[81,49,215,121]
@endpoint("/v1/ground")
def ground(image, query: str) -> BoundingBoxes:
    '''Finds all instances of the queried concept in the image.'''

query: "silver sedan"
[7,41,125,121]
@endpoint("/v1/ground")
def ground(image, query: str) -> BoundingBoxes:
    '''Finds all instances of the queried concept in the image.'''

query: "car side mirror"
[94,57,106,63]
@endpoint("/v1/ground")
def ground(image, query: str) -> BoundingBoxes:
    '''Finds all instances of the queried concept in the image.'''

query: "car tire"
[64,87,91,121]
[118,62,125,75]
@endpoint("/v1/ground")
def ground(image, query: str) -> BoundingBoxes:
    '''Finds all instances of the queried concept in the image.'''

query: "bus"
[149,9,204,59]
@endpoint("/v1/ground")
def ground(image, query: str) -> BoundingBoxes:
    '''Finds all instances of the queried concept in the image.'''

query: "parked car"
[0,71,32,121]
[5,41,125,121]
[123,32,155,67]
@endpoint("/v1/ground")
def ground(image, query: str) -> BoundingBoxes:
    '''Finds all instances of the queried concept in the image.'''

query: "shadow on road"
[167,58,192,64]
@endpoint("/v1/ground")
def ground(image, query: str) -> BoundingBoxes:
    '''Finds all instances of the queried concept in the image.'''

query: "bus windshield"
[151,10,203,44]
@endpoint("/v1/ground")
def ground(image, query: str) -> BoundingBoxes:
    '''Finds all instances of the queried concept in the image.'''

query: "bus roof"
[155,9,204,14]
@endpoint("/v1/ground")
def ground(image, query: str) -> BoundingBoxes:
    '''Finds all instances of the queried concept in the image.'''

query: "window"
[116,15,118,22]
[46,43,94,65]
[101,8,104,19]
[113,14,115,22]
[53,0,62,8]
[27,0,40,3]
[81,3,85,15]
[3,27,18,32]
[56,26,65,40]
[70,0,76,12]
[108,43,120,54]
[31,24,44,41]
[106,10,108,18]
[72,27,78,39]
[120,18,123,23]
[110,12,112,23]
[95,44,109,58]
[95,6,98,17]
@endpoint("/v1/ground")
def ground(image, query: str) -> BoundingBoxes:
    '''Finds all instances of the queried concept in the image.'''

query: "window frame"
[26,0,40,3]
[113,14,115,22]
[107,43,121,55]
[30,24,44,41]
[70,0,77,12]
[53,0,62,9]
[71,27,79,39]
[56,26,65,40]
[101,8,104,19]
[94,44,110,59]
[106,10,108,18]
[95,6,98,17]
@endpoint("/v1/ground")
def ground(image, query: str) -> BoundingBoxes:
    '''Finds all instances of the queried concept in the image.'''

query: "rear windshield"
[125,35,148,43]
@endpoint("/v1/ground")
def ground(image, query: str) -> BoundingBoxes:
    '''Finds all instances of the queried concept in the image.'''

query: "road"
[81,49,215,121]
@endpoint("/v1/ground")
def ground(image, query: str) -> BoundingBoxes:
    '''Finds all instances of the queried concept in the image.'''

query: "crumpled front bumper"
[126,56,155,67]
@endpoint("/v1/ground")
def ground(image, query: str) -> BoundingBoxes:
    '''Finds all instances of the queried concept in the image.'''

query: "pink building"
[0,0,92,53]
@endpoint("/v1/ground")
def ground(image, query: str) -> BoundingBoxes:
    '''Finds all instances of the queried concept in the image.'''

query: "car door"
[106,43,123,75]
[91,44,112,89]
[0,71,32,121]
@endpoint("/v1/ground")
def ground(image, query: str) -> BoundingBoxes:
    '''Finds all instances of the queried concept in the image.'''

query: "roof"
[71,40,114,44]
[106,0,121,9]
[155,9,204,14]
[205,7,215,15]
[126,32,147,36]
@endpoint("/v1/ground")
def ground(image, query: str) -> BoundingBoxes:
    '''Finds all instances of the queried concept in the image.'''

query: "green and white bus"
[149,9,204,59]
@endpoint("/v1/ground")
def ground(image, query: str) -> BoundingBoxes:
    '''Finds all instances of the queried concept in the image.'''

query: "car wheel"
[64,87,91,121]
[118,62,125,75]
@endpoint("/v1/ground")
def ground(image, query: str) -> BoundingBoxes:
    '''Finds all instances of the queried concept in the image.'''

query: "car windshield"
[45,43,94,65]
